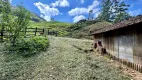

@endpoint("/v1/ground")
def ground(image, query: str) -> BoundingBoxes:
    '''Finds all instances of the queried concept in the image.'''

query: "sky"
[10,0,142,23]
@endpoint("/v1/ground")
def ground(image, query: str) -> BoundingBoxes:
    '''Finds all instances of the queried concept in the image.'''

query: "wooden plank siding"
[135,26,142,65]
[93,22,142,65]
[92,16,142,72]
[118,32,134,62]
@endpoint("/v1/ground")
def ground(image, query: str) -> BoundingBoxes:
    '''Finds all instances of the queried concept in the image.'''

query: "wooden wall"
[94,22,142,65]
[134,26,142,65]
[118,32,134,62]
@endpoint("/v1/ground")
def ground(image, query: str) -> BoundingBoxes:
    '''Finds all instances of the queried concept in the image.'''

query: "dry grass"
[0,36,132,80]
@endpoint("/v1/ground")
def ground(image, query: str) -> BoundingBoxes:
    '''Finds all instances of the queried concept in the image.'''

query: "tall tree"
[112,1,130,23]
[97,0,130,23]
[88,10,93,20]
[97,0,113,22]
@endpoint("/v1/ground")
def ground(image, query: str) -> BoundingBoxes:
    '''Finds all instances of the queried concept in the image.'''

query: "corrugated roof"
[92,15,142,35]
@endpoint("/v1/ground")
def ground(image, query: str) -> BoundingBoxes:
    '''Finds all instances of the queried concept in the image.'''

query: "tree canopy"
[97,0,131,23]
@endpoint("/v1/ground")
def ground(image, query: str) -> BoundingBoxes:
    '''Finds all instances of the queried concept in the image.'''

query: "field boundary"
[0,27,58,41]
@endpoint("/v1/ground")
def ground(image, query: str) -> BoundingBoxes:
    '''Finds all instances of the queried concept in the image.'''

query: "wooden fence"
[47,28,58,36]
[0,27,58,41]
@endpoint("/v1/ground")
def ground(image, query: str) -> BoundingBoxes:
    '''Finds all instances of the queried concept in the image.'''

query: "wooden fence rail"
[0,27,58,41]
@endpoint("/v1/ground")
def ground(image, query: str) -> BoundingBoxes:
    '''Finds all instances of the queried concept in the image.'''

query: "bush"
[6,36,49,57]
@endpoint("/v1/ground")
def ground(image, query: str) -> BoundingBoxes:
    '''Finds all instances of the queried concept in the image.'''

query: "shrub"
[6,36,49,57]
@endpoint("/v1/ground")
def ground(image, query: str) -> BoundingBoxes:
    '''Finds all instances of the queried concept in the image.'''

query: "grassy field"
[0,36,132,80]
[29,21,72,37]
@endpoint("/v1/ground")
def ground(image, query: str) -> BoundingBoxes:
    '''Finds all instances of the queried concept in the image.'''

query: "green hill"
[67,20,112,39]
[29,21,72,37]
[11,6,46,22]
[11,6,73,37]
[30,13,46,22]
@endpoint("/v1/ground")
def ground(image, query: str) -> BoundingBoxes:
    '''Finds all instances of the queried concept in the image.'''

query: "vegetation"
[0,1,31,45]
[97,0,131,23]
[97,0,112,22]
[0,0,137,80]
[67,0,132,39]
[67,20,111,39]
[11,5,30,45]
[29,21,72,37]
[112,1,131,23]
[0,1,48,57]
[0,36,132,80]
[5,36,49,57]
[11,6,46,22]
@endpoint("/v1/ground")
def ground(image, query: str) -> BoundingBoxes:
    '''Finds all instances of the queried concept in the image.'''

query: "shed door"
[119,34,133,62]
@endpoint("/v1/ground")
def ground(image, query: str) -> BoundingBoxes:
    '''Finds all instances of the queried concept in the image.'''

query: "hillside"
[30,13,46,22]
[14,6,72,36]
[0,36,133,80]
[11,6,46,22]
[11,6,73,37]
[29,21,72,36]
[68,21,112,39]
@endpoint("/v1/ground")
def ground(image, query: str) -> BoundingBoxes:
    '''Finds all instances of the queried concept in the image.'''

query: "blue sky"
[11,0,142,23]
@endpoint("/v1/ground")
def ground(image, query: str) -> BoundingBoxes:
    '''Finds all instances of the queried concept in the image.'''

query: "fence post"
[140,66,142,73]
[52,30,54,35]
[47,28,51,35]
[25,27,27,35]
[43,28,45,35]
[1,27,4,41]
[56,31,58,37]
[35,27,37,36]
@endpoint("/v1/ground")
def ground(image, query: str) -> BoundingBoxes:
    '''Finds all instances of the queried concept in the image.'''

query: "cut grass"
[0,36,132,80]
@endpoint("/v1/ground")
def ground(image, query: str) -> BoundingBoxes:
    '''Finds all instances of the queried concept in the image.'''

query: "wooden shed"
[92,15,142,65]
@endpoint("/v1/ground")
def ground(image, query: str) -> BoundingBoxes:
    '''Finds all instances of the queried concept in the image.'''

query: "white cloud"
[51,0,69,7]
[129,9,141,16]
[88,0,100,11]
[68,8,87,16]
[81,0,84,4]
[73,15,85,23]
[68,0,100,16]
[34,2,59,21]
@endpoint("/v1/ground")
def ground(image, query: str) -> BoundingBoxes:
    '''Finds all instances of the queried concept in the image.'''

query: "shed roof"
[92,15,142,35]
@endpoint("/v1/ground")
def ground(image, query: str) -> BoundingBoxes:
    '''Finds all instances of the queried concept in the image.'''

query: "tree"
[0,0,30,45]
[11,5,30,45]
[88,10,93,20]
[97,0,130,23]
[97,0,113,22]
[112,1,130,23]
[0,0,12,36]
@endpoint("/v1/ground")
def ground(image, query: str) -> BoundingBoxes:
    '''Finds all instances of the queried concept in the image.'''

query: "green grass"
[29,21,72,37]
[0,36,132,80]
[29,21,72,28]
[69,21,112,39]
